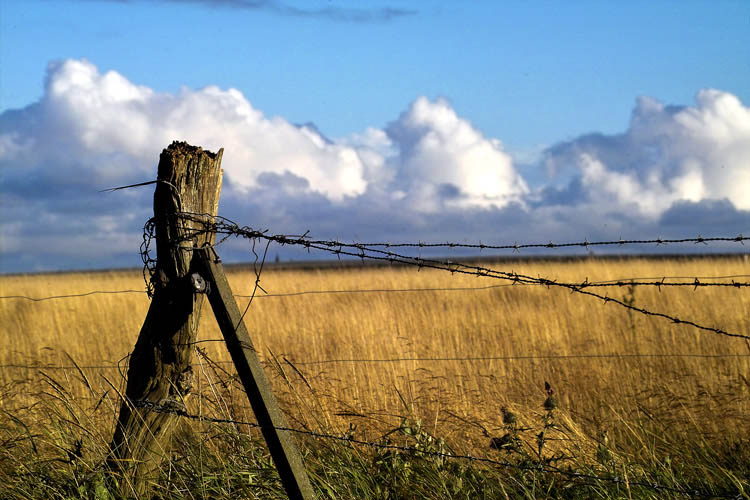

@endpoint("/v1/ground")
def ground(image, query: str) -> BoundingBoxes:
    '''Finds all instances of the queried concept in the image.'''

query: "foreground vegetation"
[1,256,748,498]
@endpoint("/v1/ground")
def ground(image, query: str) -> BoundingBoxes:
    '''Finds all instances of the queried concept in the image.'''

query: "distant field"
[1,255,748,498]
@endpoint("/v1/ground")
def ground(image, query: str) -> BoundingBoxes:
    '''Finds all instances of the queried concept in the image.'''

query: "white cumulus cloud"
[1,60,530,209]
[543,89,750,216]
[384,97,528,212]
[0,59,369,201]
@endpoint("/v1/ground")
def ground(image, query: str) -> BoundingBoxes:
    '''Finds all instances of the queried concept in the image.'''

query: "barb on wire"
[131,399,722,499]
[137,213,749,341]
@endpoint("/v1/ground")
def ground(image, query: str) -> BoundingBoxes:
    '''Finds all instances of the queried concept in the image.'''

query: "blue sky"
[1,0,749,272]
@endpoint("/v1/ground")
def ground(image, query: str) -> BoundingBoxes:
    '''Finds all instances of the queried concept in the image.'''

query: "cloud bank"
[1,59,748,272]
[543,91,750,216]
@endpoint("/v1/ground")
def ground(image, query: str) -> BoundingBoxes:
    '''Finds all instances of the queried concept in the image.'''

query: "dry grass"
[1,256,749,460]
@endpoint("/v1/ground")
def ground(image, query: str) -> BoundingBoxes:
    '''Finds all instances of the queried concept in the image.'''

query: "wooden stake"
[108,141,223,496]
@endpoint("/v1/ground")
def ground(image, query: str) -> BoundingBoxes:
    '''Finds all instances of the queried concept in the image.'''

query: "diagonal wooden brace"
[194,247,316,500]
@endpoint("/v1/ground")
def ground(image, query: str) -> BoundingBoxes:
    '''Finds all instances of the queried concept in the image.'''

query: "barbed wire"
[308,245,749,339]
[143,213,748,257]
[3,273,750,303]
[142,213,749,341]
[248,279,750,291]
[162,213,750,256]
[130,399,728,499]
[349,235,748,251]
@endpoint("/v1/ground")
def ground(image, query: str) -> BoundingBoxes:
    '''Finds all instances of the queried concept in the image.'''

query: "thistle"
[543,396,557,410]
[543,381,558,410]
[491,406,521,453]
[501,406,517,426]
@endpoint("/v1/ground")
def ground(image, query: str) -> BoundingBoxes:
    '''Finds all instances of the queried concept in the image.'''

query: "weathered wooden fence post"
[108,141,223,496]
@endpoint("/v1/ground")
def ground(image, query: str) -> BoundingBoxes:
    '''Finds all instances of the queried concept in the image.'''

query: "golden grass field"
[1,255,749,461]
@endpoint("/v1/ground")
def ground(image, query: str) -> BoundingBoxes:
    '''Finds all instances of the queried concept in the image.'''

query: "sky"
[0,0,749,272]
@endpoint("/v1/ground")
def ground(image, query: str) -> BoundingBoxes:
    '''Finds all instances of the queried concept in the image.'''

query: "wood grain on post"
[108,141,223,496]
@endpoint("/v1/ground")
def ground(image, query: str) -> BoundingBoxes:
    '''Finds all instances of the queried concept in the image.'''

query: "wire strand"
[135,213,749,341]
[3,352,747,370]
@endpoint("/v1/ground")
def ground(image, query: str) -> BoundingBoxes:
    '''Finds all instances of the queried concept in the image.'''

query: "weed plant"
[1,370,747,499]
